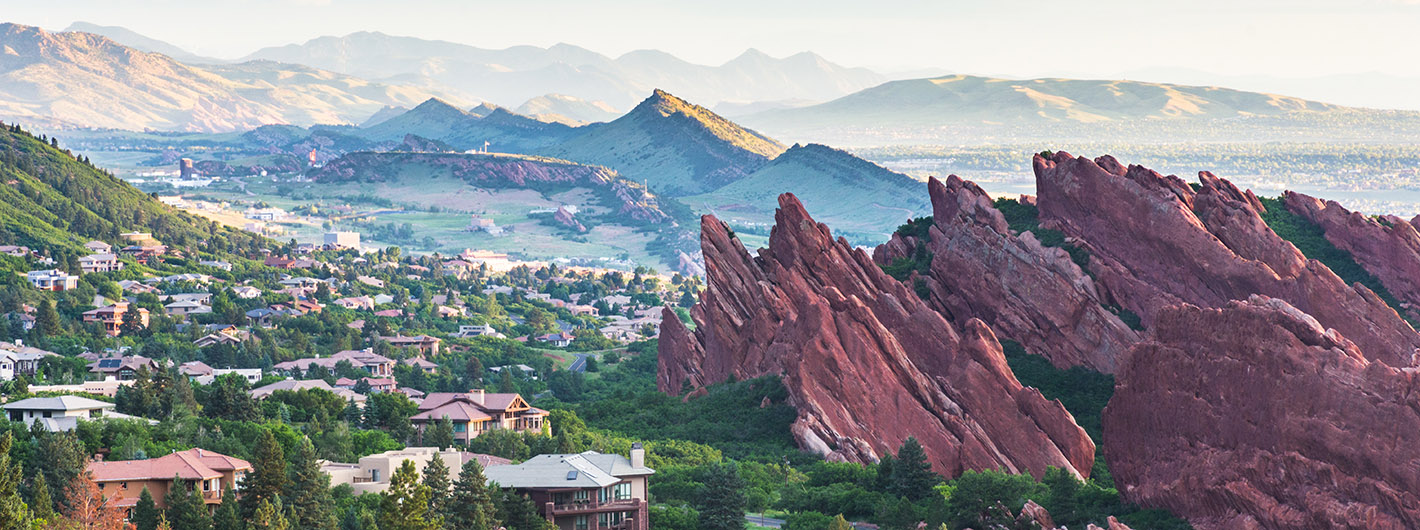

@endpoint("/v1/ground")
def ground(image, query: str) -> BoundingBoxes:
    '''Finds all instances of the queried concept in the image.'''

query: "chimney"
[630,442,644,469]
[469,388,485,405]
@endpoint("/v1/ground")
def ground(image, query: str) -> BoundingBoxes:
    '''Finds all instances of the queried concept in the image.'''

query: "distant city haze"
[7,0,1420,109]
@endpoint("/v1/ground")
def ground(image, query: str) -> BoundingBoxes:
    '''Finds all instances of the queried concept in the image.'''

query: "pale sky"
[8,0,1420,79]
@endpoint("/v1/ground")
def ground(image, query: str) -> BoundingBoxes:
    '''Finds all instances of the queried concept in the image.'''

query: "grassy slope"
[0,125,268,253]
[684,144,931,240]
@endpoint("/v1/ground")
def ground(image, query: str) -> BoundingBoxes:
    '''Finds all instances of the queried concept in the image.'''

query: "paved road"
[745,515,785,528]
[569,353,591,373]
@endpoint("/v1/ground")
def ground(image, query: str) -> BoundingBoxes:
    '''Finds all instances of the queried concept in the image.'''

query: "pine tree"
[284,438,337,530]
[497,370,515,393]
[241,429,288,519]
[35,300,59,337]
[426,416,455,450]
[131,487,160,530]
[699,462,746,530]
[213,488,241,530]
[32,429,86,512]
[28,473,53,523]
[0,431,28,530]
[446,460,497,530]
[250,496,291,530]
[495,490,554,530]
[421,456,451,516]
[378,460,441,530]
[889,437,938,501]
[155,512,173,530]
[162,475,212,530]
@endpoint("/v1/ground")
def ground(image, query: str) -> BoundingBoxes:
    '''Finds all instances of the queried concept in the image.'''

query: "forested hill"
[0,122,268,254]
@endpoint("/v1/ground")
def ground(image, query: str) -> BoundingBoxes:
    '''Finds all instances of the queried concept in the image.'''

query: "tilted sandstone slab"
[1033,151,1420,367]
[1284,191,1420,314]
[873,175,1139,373]
[658,193,1094,478]
[1104,296,1420,530]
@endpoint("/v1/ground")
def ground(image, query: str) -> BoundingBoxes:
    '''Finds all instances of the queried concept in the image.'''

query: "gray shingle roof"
[482,451,654,489]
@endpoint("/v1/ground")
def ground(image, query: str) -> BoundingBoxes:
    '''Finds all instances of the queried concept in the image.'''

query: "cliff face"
[1033,152,1420,367]
[1283,191,1420,315]
[873,175,1139,373]
[658,194,1095,478]
[1104,296,1420,530]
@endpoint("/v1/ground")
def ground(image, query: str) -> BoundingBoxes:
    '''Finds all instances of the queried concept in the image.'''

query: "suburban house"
[483,447,654,530]
[333,296,375,310]
[87,448,251,509]
[194,327,248,348]
[381,335,442,355]
[321,447,509,494]
[272,349,395,377]
[401,357,439,374]
[78,253,124,273]
[335,377,396,393]
[535,332,574,348]
[454,324,505,339]
[164,300,213,318]
[245,308,282,327]
[0,340,57,379]
[87,355,160,380]
[27,270,79,291]
[410,390,549,443]
[231,286,263,299]
[82,303,150,336]
[3,396,150,431]
[198,260,233,271]
[119,245,167,264]
[489,364,538,379]
[249,378,364,407]
[84,240,113,254]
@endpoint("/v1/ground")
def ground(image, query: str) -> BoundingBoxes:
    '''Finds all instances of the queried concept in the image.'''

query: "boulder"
[1104,295,1420,529]
[658,194,1095,478]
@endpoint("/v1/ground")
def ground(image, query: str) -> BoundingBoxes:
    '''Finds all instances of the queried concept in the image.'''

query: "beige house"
[321,447,510,494]
[411,390,549,443]
[87,448,251,509]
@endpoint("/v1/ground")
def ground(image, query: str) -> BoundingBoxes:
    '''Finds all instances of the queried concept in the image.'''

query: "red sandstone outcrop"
[1103,295,1420,530]
[1283,191,1420,316]
[1015,500,1136,530]
[658,194,1095,478]
[1033,152,1420,367]
[873,175,1140,373]
[554,206,587,232]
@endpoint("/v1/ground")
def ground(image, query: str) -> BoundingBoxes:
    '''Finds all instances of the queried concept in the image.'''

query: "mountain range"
[240,31,886,110]
[0,23,463,132]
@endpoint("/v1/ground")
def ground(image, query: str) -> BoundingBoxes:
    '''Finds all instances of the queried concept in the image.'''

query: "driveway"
[569,353,591,373]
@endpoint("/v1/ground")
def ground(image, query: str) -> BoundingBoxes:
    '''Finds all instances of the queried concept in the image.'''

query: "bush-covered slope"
[0,123,268,254]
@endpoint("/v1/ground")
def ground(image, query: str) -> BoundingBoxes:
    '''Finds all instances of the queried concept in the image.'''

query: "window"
[454,423,466,433]
[574,516,588,530]
[573,490,589,501]
[371,469,380,483]
[120,482,127,489]
[41,411,51,418]
[203,479,212,491]
[614,482,632,501]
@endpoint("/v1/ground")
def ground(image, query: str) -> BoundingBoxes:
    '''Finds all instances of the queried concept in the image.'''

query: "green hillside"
[683,143,931,242]
[542,89,787,196]
[0,123,268,254]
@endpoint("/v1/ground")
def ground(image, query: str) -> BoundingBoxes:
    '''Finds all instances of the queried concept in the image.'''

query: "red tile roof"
[88,448,251,483]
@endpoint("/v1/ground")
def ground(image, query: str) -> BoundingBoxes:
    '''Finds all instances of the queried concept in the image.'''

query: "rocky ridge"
[873,175,1139,373]
[658,193,1095,478]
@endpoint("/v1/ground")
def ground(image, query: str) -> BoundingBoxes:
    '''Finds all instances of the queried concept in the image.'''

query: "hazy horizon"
[6,0,1420,109]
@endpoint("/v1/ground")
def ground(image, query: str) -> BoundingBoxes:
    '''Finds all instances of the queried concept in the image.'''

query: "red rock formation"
[1283,191,1420,315]
[554,206,587,233]
[873,175,1140,373]
[658,194,1095,478]
[1104,295,1420,530]
[1033,152,1420,367]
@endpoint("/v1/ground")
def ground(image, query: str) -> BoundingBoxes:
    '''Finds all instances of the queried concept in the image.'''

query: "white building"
[2,396,151,431]
[324,231,361,250]
[27,270,78,291]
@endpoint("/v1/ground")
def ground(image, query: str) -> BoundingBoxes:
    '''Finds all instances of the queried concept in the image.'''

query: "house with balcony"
[82,302,150,336]
[87,354,160,380]
[410,390,548,443]
[381,334,442,355]
[78,253,124,273]
[87,448,251,509]
[27,269,79,291]
[483,446,654,530]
